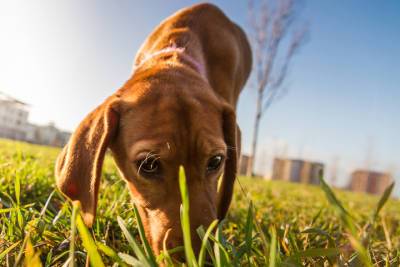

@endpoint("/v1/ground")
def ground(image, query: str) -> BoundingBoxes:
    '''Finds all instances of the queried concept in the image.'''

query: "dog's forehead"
[119,69,220,106]
[120,77,222,124]
[117,86,225,158]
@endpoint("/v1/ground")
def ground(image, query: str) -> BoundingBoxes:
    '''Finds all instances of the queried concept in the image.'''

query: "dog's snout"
[166,235,183,250]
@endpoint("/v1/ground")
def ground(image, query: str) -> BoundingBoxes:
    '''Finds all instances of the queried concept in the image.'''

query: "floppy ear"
[55,98,119,226]
[217,106,239,220]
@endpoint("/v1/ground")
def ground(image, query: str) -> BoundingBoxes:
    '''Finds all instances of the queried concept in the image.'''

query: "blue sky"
[0,1,399,195]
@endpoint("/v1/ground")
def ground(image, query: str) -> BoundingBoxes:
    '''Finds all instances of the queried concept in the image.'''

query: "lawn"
[0,138,399,266]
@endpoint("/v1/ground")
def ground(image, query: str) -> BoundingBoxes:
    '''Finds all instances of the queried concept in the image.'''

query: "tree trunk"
[246,90,263,177]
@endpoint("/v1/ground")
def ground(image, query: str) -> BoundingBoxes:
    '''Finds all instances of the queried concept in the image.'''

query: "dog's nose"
[167,237,183,250]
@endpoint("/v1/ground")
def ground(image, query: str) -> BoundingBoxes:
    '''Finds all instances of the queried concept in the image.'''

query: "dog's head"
[55,67,238,254]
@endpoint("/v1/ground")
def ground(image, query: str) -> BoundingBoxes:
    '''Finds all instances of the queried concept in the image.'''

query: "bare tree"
[246,0,308,177]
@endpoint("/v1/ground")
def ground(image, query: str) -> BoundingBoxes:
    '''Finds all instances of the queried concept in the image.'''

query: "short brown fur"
[55,3,252,255]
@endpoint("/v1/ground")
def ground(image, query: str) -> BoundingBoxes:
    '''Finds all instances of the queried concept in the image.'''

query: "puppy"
[55,3,252,255]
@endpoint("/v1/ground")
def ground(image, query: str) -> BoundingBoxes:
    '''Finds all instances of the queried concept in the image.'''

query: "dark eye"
[207,155,224,173]
[136,156,161,178]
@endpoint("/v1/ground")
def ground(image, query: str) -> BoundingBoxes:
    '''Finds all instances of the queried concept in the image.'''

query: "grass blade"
[96,242,128,267]
[133,203,157,266]
[318,172,350,219]
[319,171,373,267]
[178,166,198,267]
[68,202,78,267]
[15,170,20,206]
[348,235,373,267]
[197,220,218,267]
[75,212,105,267]
[14,234,30,266]
[0,241,21,261]
[117,216,151,267]
[197,226,216,266]
[39,189,55,217]
[268,226,277,267]
[373,182,395,221]
[244,201,254,258]
[213,223,230,267]
[118,253,143,267]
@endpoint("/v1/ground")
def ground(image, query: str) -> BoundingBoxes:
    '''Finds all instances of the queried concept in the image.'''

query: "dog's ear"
[217,105,239,220]
[55,97,119,227]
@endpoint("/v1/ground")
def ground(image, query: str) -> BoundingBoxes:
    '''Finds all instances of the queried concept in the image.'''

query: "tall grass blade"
[118,253,143,267]
[178,166,198,267]
[14,171,24,229]
[14,233,30,266]
[319,171,357,235]
[244,201,254,257]
[213,224,230,267]
[68,202,78,267]
[373,182,395,221]
[319,171,373,267]
[268,226,277,267]
[117,216,151,267]
[348,236,373,267]
[197,220,218,267]
[15,170,20,206]
[40,190,55,217]
[318,172,350,218]
[75,212,105,267]
[133,203,157,266]
[196,226,216,266]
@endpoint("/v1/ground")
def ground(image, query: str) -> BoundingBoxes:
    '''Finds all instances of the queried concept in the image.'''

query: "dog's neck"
[133,44,207,79]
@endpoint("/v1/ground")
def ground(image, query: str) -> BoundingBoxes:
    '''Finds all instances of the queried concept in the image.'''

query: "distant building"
[349,170,392,195]
[25,123,38,143]
[272,158,324,185]
[0,92,30,140]
[237,154,264,177]
[34,123,70,147]
[0,91,70,147]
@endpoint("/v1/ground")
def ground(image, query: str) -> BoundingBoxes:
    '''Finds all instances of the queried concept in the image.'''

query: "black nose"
[166,235,184,250]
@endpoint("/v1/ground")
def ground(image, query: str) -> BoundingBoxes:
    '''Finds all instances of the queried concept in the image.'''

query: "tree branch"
[270,24,308,90]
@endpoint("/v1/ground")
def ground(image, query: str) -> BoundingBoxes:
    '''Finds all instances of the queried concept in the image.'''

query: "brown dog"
[55,3,251,255]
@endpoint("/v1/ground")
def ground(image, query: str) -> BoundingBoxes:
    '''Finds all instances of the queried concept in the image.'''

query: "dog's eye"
[137,156,161,177]
[207,155,224,172]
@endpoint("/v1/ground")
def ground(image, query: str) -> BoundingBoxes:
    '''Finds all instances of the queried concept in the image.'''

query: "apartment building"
[349,170,392,195]
[0,92,70,147]
[0,92,30,140]
[272,158,324,185]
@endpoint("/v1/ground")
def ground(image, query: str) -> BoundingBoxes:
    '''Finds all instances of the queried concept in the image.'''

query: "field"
[0,138,399,266]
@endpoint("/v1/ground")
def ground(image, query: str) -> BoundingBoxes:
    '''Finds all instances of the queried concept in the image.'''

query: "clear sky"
[0,1,399,196]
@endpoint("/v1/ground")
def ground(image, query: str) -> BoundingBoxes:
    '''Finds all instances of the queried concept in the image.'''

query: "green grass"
[0,138,399,266]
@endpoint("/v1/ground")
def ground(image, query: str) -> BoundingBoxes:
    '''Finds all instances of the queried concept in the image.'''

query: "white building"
[35,122,70,147]
[0,92,30,140]
[0,91,70,147]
